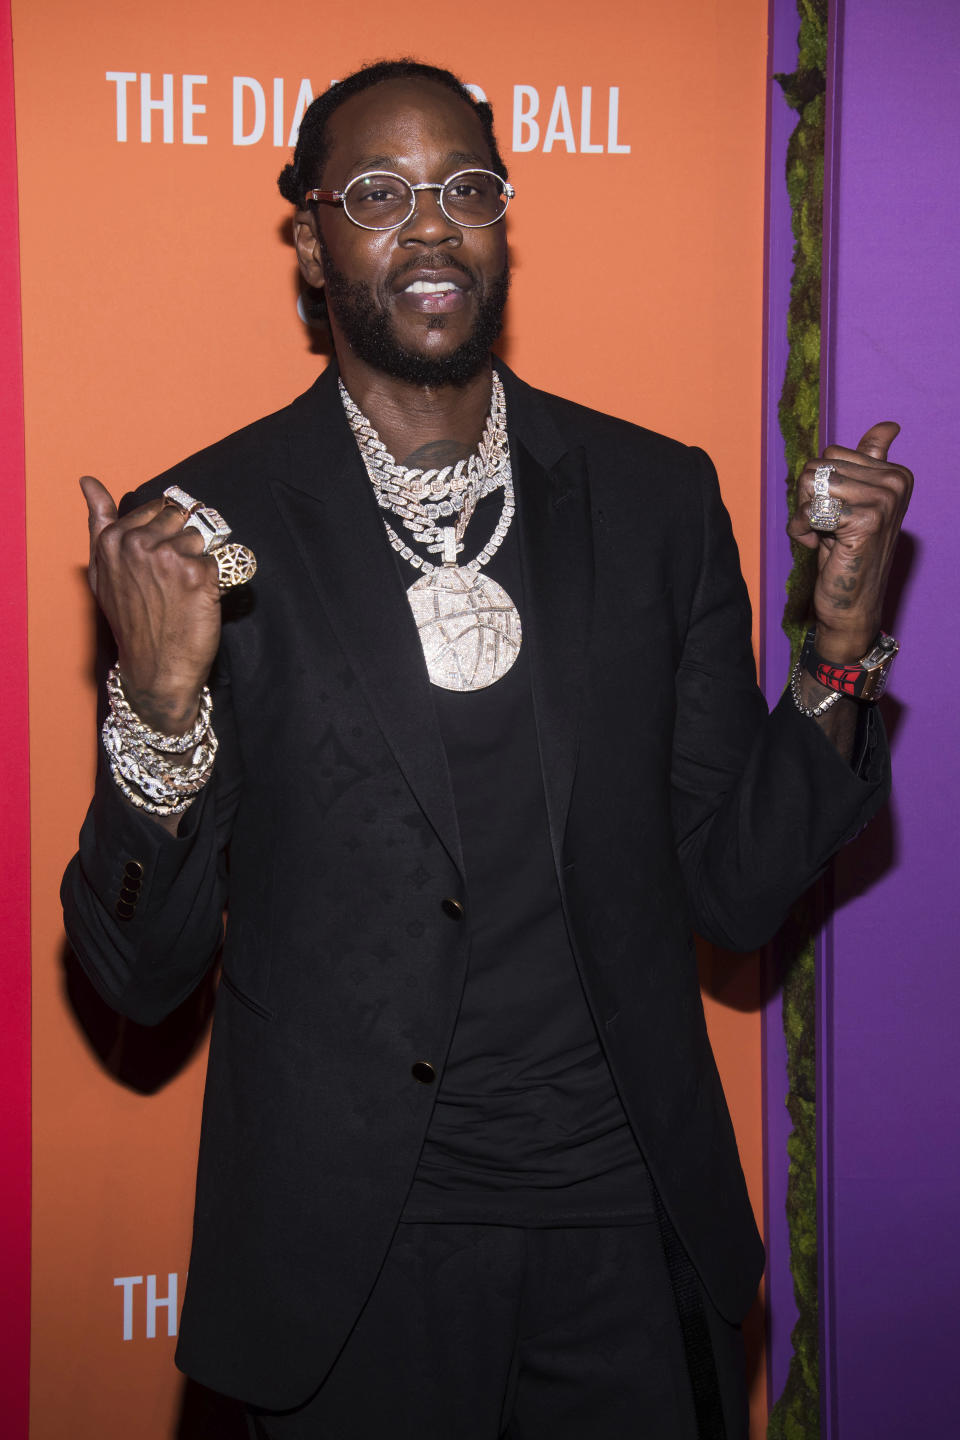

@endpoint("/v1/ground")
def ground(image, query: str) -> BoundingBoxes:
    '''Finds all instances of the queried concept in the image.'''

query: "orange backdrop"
[14,1,770,1434]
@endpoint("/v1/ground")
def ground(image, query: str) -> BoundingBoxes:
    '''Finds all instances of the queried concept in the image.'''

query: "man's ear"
[293,211,325,288]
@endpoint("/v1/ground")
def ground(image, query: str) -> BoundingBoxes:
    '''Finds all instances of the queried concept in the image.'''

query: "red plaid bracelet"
[800,629,899,701]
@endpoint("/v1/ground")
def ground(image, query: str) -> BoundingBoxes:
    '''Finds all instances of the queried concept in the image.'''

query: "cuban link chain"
[339,371,522,691]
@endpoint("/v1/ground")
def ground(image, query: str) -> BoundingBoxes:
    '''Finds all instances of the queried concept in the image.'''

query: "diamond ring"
[162,484,203,516]
[813,464,835,497]
[809,463,843,530]
[809,495,844,531]
[182,505,233,554]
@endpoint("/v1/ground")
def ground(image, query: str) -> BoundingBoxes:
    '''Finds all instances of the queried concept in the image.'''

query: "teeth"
[405,279,457,294]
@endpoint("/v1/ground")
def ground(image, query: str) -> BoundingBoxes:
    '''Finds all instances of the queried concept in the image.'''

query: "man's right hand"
[81,476,223,734]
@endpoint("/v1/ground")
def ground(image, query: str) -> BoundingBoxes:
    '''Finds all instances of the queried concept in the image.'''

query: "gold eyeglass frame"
[304,168,516,231]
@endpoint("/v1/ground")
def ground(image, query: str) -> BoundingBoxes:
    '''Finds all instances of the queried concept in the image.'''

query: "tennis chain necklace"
[340,371,522,692]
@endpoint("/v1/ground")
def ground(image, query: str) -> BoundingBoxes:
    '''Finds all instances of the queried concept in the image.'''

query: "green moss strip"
[766,3,827,1438]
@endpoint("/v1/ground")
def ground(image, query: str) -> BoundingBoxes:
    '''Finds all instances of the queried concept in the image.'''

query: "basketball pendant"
[406,567,522,692]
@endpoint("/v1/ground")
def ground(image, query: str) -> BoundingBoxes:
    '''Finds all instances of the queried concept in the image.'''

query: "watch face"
[861,636,899,670]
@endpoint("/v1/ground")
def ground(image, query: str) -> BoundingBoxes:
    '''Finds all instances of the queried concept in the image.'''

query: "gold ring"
[214,543,257,590]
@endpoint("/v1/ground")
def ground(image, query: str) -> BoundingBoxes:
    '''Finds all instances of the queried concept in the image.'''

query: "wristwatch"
[800,628,899,701]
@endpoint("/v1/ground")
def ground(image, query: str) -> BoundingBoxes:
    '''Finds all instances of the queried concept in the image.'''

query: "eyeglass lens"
[345,171,508,228]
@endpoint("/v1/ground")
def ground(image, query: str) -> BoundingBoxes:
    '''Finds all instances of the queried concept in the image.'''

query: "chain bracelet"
[106,664,212,753]
[102,664,217,812]
[789,658,844,718]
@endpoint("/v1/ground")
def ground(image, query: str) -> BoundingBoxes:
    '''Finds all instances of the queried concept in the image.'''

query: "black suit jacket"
[63,362,889,1408]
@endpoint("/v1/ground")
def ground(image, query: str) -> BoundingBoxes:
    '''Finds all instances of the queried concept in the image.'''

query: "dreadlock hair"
[277,59,508,207]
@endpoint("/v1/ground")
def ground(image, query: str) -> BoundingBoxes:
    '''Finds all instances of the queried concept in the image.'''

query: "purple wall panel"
[760,0,801,1409]
[821,2,960,1434]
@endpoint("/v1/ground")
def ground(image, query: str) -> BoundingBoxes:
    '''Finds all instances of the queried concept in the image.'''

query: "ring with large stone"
[162,484,203,516]
[213,542,257,590]
[808,494,844,531]
[813,464,835,498]
[182,505,232,553]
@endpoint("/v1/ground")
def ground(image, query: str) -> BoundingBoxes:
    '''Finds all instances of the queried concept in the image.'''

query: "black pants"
[248,1222,748,1439]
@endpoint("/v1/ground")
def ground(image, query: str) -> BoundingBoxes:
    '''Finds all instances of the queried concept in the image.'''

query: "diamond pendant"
[406,567,522,692]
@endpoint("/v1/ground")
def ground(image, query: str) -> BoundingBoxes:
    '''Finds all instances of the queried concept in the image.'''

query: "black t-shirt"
[397,486,653,1225]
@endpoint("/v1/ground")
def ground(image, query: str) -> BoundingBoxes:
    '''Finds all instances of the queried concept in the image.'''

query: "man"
[63,59,911,1439]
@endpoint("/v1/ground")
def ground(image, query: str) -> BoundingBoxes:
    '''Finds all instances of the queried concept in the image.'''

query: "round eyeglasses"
[305,168,515,231]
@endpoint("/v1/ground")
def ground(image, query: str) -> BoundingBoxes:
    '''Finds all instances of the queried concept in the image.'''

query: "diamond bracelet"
[102,664,217,814]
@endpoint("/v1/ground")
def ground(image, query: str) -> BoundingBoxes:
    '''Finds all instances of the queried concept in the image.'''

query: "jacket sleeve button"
[441,897,465,921]
[411,1061,436,1084]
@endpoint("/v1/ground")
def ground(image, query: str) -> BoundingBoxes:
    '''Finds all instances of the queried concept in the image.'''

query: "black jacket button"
[441,897,464,921]
[411,1061,436,1084]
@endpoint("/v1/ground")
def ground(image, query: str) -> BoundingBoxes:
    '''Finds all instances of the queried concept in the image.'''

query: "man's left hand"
[788,422,913,662]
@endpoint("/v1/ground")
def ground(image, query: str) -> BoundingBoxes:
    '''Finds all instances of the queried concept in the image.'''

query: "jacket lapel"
[269,369,465,875]
[514,436,595,867]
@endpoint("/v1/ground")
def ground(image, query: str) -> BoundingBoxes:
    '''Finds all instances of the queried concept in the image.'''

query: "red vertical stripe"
[0,2,31,1434]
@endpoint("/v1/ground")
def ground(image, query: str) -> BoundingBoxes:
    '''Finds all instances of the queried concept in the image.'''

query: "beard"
[319,240,510,388]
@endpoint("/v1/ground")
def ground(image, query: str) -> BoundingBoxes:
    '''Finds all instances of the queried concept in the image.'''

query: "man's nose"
[398,186,462,245]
